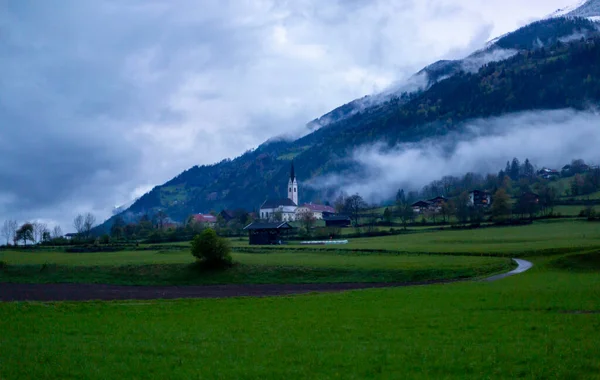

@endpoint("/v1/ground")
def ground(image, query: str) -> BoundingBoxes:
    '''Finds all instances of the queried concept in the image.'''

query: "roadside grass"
[0,251,512,285]
[1,255,599,379]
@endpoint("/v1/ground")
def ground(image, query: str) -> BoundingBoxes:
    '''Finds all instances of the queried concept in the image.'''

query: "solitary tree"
[15,223,34,246]
[191,228,232,268]
[1,220,18,246]
[344,194,367,227]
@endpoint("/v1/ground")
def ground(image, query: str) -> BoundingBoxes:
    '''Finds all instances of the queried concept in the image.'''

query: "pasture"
[0,249,511,286]
[1,219,599,379]
[1,255,599,379]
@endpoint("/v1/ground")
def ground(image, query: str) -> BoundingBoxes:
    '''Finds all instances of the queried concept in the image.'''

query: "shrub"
[0,260,7,270]
[191,229,232,269]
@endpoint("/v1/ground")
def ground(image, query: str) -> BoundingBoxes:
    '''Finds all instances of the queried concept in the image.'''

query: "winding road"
[0,259,533,302]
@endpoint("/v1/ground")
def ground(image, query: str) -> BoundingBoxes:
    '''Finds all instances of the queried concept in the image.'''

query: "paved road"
[485,258,533,282]
[0,259,533,302]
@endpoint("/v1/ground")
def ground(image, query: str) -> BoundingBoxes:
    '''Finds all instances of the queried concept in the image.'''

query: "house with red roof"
[192,214,217,227]
[296,203,336,220]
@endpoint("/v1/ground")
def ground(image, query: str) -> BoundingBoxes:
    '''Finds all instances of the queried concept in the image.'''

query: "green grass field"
[1,255,599,379]
[2,219,600,378]
[238,220,600,257]
[0,249,511,285]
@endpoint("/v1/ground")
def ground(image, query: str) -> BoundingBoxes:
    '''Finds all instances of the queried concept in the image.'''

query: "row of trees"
[1,220,64,246]
[107,210,256,243]
[1,212,96,247]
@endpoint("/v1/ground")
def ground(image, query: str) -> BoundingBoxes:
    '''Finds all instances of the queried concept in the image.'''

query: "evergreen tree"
[510,158,521,180]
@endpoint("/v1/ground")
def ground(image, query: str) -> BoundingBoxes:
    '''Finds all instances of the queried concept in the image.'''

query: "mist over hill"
[97,12,600,232]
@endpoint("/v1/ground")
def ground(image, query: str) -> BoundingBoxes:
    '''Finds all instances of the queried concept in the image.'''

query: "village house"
[411,200,431,214]
[538,168,560,180]
[296,203,335,220]
[411,196,448,214]
[469,190,492,207]
[193,213,217,227]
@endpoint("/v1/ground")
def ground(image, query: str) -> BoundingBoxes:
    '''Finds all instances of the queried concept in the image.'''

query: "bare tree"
[52,225,63,239]
[1,220,18,246]
[83,213,96,237]
[74,214,85,235]
[343,194,367,227]
[33,222,48,244]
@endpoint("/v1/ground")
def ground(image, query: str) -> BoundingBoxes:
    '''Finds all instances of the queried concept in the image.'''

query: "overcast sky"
[0,0,574,230]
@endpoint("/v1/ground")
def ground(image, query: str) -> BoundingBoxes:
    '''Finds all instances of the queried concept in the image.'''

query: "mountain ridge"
[96,9,600,232]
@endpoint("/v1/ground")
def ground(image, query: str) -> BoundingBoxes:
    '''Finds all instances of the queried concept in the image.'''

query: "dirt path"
[0,280,459,302]
[0,259,533,302]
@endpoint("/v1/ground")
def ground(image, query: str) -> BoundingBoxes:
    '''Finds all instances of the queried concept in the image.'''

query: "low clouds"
[0,0,571,229]
[311,109,600,203]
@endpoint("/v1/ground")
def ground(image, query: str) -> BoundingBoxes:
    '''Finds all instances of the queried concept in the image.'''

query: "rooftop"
[261,198,297,209]
[299,203,335,213]
[243,222,293,230]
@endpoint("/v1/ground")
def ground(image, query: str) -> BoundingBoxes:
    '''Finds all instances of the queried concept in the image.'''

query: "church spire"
[290,160,295,182]
[288,160,298,205]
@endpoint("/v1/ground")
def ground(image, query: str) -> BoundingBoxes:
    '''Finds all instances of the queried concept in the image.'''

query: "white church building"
[259,161,336,222]
[260,161,299,222]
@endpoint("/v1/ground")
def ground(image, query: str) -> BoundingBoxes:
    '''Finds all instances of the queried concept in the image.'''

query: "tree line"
[1,212,96,247]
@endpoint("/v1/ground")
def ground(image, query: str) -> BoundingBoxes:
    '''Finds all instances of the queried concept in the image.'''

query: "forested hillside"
[97,17,600,232]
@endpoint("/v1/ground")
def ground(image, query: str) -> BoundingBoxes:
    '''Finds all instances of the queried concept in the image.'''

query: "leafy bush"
[0,260,7,270]
[191,229,232,269]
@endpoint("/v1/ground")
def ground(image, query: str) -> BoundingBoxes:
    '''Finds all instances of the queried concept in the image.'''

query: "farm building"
[244,222,293,245]
[323,215,351,227]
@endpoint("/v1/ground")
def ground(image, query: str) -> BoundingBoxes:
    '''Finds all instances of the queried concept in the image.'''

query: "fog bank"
[311,109,600,203]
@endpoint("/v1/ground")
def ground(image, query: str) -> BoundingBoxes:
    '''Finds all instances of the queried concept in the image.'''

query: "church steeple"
[290,160,295,182]
[288,160,298,205]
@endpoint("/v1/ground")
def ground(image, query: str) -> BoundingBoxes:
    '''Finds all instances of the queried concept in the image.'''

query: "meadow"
[1,219,599,379]
[0,254,599,379]
[0,248,511,286]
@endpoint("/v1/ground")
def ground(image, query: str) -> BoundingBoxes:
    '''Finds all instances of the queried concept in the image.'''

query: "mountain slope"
[96,16,600,232]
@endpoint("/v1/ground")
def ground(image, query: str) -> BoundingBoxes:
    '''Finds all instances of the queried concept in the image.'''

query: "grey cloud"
[0,0,575,229]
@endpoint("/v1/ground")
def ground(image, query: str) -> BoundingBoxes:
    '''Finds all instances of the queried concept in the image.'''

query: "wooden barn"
[243,222,293,245]
[323,215,351,228]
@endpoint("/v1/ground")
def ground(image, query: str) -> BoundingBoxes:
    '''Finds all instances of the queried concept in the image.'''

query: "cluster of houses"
[411,190,493,214]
